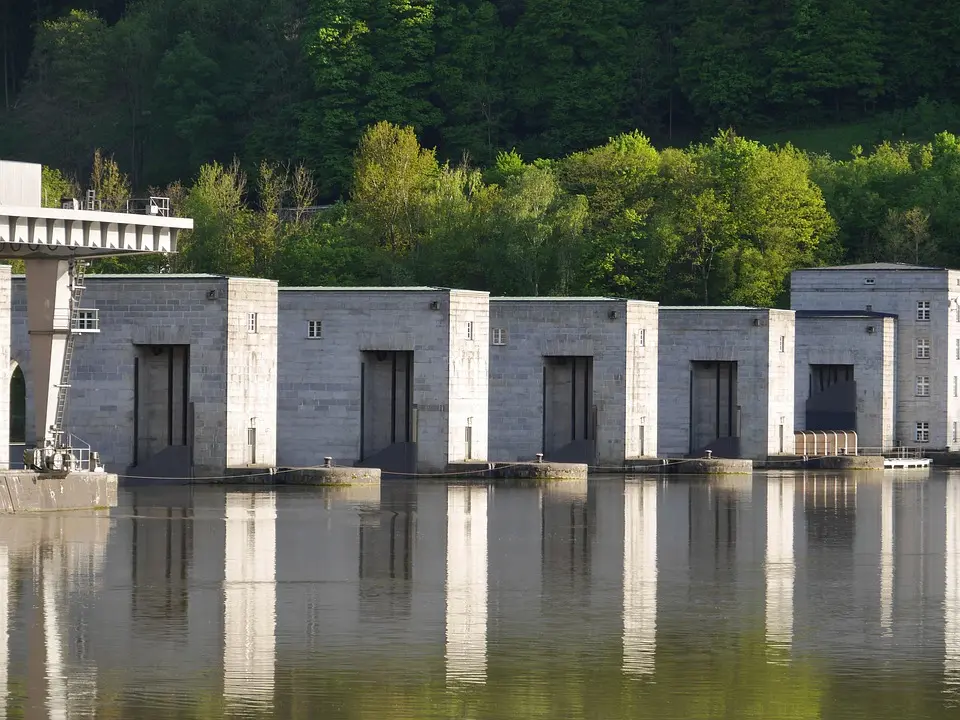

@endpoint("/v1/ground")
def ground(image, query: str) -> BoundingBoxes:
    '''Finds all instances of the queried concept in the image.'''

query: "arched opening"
[10,364,25,444]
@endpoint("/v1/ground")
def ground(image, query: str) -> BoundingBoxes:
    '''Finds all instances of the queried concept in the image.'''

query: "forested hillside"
[3,1,960,305]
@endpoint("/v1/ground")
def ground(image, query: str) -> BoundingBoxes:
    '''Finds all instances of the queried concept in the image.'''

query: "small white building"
[792,263,960,449]
[794,310,897,451]
[277,287,489,474]
[488,298,658,466]
[10,274,278,478]
[658,307,795,460]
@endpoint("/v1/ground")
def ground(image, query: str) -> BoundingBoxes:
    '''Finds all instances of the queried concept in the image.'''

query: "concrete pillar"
[24,259,71,447]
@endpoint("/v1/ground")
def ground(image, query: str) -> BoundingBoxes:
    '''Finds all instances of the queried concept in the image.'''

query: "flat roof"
[493,296,619,302]
[659,305,772,311]
[13,273,228,280]
[280,286,445,292]
[795,309,898,319]
[797,262,944,271]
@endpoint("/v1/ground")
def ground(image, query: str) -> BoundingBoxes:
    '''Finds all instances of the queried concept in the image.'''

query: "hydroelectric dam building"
[2,160,958,480]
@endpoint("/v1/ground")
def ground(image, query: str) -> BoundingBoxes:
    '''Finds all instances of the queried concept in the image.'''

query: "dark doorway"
[806,364,856,431]
[130,344,191,477]
[357,350,416,474]
[690,361,740,457]
[543,356,595,463]
[9,364,25,443]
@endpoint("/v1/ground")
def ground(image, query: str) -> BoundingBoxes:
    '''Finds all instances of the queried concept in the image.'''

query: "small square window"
[247,312,258,333]
[917,376,930,397]
[639,328,646,347]
[916,421,930,443]
[466,321,474,341]
[307,320,322,339]
[492,328,506,346]
[917,338,931,359]
[917,301,931,321]
[779,335,785,353]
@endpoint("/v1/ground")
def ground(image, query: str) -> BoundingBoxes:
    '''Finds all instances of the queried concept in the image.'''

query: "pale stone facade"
[488,298,658,466]
[794,311,897,450]
[791,263,960,450]
[277,287,489,474]
[658,307,795,460]
[10,274,278,477]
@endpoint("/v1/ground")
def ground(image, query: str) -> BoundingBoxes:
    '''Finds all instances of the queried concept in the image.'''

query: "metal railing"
[126,196,171,217]
[795,430,858,456]
[857,445,928,459]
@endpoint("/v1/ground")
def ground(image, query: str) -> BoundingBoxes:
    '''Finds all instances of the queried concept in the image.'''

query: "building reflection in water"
[880,477,894,636]
[946,476,960,690]
[622,480,657,677]
[445,485,488,685]
[765,475,795,655]
[0,514,111,719]
[223,491,276,706]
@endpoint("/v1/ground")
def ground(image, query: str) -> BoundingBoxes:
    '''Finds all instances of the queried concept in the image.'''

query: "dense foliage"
[4,1,960,193]
[5,2,960,304]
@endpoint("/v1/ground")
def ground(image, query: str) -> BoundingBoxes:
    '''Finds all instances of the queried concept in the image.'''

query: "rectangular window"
[956,304,960,322]
[492,328,506,346]
[779,335,785,353]
[954,422,958,444]
[917,376,930,397]
[955,376,958,398]
[75,309,98,331]
[917,338,931,359]
[247,312,258,333]
[916,421,930,443]
[956,338,959,360]
[307,320,322,339]
[466,321,474,341]
[639,328,646,347]
[917,301,931,321]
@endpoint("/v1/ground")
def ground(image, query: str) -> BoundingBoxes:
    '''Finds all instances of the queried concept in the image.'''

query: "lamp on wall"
[430,300,441,310]
[608,310,620,320]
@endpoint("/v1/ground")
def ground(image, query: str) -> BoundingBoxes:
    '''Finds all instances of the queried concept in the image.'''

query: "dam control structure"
[0,160,192,497]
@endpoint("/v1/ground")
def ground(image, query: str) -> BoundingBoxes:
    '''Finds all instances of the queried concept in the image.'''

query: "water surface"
[4,470,960,718]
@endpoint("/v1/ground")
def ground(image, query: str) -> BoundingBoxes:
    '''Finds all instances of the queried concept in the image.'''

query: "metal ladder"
[51,259,87,445]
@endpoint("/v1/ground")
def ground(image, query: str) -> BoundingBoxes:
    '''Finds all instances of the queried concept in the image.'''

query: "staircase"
[51,259,86,446]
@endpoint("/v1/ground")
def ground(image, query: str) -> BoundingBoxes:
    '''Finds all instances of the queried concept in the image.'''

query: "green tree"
[301,0,441,195]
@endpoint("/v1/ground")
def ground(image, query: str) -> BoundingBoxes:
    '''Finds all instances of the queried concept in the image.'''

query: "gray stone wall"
[277,288,489,473]
[10,274,278,476]
[658,308,796,460]
[794,314,896,449]
[488,298,658,465]
[791,267,954,448]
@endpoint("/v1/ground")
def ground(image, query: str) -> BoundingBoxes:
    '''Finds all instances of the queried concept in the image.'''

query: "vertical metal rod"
[167,345,174,446]
[570,357,577,442]
[132,357,139,466]
[182,346,190,446]
[359,363,366,461]
[391,352,397,444]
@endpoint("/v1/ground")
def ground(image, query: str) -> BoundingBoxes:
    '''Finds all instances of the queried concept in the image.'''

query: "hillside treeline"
[3,0,960,196]
[44,123,960,308]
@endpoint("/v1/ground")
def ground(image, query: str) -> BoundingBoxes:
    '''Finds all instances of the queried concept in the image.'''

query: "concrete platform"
[808,455,884,471]
[223,466,381,486]
[0,471,118,513]
[445,461,588,482]
[667,458,753,475]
